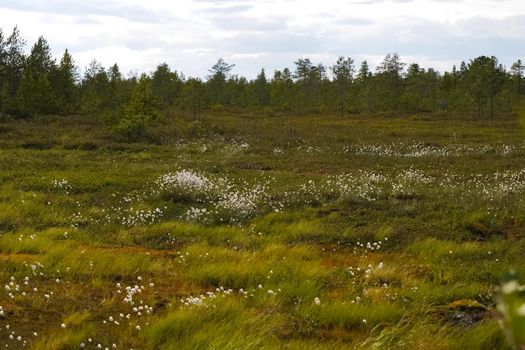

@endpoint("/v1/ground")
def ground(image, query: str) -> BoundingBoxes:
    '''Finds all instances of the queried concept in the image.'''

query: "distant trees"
[55,49,78,113]
[375,53,405,111]
[293,58,327,112]
[464,56,507,118]
[354,61,374,113]
[437,70,459,117]
[511,60,524,97]
[331,56,354,116]
[401,64,439,112]
[252,68,269,107]
[0,25,524,124]
[151,63,183,107]
[80,60,110,116]
[207,58,234,106]
[15,36,58,116]
[114,74,160,140]
[106,63,127,113]
[0,27,25,115]
[180,77,204,119]
[0,29,78,117]
[269,68,295,111]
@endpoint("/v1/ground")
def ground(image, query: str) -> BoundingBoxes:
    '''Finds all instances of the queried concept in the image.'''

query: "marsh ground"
[0,112,523,349]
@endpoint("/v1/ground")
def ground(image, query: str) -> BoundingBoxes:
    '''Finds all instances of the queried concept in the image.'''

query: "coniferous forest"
[1,26,524,138]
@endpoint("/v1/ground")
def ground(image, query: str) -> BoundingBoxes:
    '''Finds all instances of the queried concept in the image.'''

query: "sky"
[0,0,524,79]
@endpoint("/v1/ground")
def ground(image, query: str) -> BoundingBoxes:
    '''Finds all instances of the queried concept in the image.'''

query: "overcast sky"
[0,0,524,79]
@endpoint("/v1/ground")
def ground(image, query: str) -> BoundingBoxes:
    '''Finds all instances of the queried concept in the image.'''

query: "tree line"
[1,26,524,132]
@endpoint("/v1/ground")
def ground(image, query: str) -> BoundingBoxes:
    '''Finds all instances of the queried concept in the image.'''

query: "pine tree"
[152,63,183,107]
[464,56,506,118]
[207,58,234,105]
[402,63,425,111]
[511,60,524,96]
[4,27,25,103]
[331,56,354,116]
[180,78,204,120]
[375,53,405,111]
[80,60,109,115]
[270,68,295,111]
[293,58,326,112]
[15,36,58,116]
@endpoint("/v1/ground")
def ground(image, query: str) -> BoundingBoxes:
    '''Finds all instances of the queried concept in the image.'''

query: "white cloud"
[0,0,523,78]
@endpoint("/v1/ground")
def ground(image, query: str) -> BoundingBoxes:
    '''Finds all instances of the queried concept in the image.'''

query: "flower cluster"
[343,142,524,158]
[52,179,72,193]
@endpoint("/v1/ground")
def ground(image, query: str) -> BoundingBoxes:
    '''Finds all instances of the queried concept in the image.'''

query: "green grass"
[0,112,523,348]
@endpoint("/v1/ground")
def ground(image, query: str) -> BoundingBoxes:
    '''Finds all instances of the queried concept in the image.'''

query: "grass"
[0,111,523,348]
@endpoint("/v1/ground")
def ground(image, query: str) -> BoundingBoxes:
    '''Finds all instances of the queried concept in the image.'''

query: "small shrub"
[113,115,148,141]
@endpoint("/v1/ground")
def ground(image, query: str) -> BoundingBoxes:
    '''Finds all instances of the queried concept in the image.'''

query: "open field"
[0,113,524,349]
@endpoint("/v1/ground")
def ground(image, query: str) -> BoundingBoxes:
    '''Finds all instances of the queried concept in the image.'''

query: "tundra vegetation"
[0,26,524,349]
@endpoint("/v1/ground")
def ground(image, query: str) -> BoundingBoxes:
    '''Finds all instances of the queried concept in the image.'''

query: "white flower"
[314,297,321,305]
[60,323,66,328]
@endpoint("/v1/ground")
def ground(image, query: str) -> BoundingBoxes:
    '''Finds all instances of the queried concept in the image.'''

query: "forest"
[1,26,524,137]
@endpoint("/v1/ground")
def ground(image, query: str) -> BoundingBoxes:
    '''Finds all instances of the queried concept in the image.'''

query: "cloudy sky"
[0,0,523,78]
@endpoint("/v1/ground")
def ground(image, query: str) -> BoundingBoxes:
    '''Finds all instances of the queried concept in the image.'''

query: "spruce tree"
[55,49,78,113]
[114,74,160,140]
[4,27,25,107]
[15,36,58,116]
[253,68,269,107]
